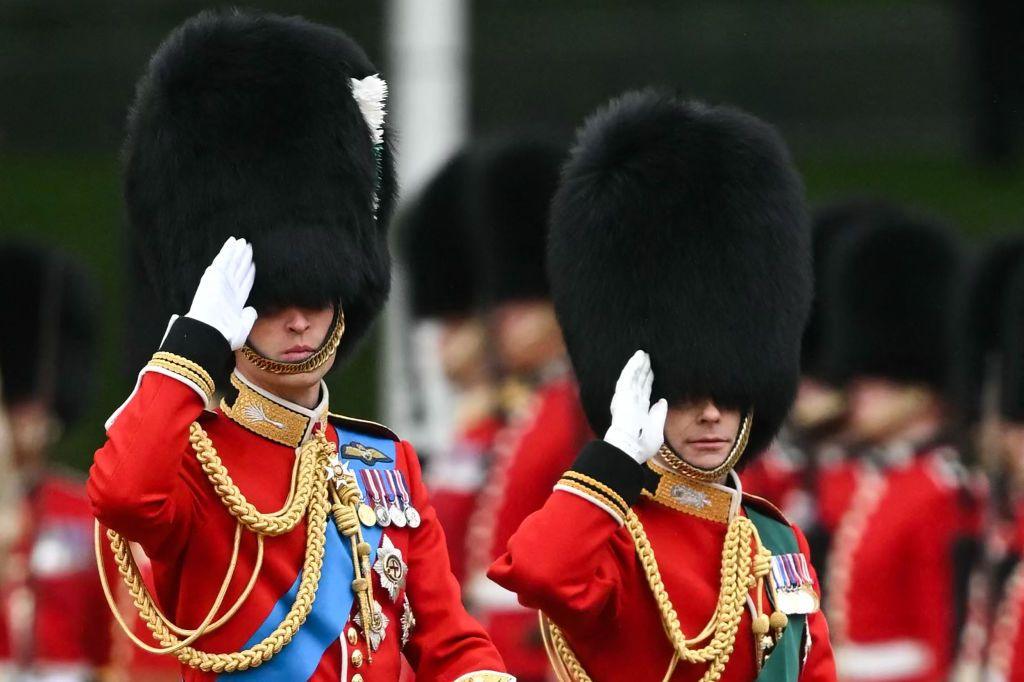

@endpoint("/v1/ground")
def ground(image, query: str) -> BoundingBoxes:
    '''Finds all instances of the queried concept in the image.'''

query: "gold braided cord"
[95,522,243,655]
[240,311,345,375]
[541,509,770,682]
[189,422,315,536]
[96,425,338,672]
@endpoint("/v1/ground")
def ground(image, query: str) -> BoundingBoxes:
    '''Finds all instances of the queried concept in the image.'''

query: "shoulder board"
[742,492,791,526]
[328,412,399,441]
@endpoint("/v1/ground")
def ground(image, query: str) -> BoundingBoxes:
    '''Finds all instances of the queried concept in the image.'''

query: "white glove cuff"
[603,425,645,464]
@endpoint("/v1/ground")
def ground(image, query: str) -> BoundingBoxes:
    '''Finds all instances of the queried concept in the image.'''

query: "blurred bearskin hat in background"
[469,136,565,306]
[822,209,963,392]
[399,149,477,320]
[0,241,99,428]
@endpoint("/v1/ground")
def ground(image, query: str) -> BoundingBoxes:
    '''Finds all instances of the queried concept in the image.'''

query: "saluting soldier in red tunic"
[88,11,512,681]
[489,90,836,681]
[820,210,974,682]
[0,242,113,681]
[460,138,592,682]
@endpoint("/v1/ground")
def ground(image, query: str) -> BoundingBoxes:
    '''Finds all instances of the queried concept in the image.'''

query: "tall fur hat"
[802,200,903,381]
[398,149,476,319]
[470,136,564,306]
[0,242,99,427]
[548,90,811,456]
[822,210,963,391]
[124,9,395,358]
[952,236,1024,424]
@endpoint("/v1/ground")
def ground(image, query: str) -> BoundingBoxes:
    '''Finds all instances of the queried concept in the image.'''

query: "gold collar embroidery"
[221,371,328,448]
[643,462,742,524]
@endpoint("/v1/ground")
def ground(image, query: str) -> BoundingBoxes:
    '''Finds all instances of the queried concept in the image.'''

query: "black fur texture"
[953,236,1024,424]
[802,200,903,381]
[470,136,565,305]
[398,149,476,319]
[822,211,963,391]
[0,242,99,427]
[548,90,811,456]
[123,9,394,359]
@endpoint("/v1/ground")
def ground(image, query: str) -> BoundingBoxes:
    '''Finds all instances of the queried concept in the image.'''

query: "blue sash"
[222,426,394,679]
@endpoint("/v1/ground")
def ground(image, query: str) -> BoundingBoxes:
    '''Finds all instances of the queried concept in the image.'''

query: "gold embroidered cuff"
[561,471,629,514]
[555,478,627,523]
[148,352,216,400]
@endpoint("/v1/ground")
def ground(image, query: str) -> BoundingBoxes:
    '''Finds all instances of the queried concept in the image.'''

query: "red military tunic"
[428,397,503,584]
[88,317,510,682]
[827,443,974,682]
[488,441,837,681]
[0,474,113,680]
[464,371,591,681]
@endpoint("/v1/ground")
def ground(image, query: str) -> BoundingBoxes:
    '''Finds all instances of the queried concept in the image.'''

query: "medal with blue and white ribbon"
[769,552,820,615]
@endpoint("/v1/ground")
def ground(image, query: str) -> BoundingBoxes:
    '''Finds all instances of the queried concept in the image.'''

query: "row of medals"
[355,469,421,529]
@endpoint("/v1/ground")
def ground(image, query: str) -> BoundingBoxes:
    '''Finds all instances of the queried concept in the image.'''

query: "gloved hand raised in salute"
[185,237,258,350]
[602,350,668,464]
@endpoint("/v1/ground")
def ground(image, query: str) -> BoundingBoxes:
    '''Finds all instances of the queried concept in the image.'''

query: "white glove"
[186,237,258,350]
[603,350,668,464]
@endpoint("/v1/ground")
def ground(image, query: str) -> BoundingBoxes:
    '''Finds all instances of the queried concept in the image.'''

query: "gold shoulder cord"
[95,418,378,673]
[541,412,787,682]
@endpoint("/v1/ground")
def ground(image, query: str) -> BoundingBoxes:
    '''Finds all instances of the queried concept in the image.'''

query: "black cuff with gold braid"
[555,440,645,523]
[146,317,232,402]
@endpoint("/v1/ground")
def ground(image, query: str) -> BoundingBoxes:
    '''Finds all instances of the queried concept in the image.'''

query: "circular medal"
[375,504,391,527]
[357,503,378,527]
[405,506,421,528]
[390,503,407,528]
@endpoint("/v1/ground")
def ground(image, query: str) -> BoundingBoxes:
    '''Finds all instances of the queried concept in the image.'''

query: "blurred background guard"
[952,238,1024,680]
[0,242,111,681]
[822,212,976,682]
[397,146,504,586]
[460,136,591,682]
[744,201,903,584]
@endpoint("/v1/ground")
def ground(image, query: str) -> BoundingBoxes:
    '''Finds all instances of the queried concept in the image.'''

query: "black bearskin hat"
[548,90,811,456]
[1000,260,1024,423]
[823,210,963,391]
[953,236,1024,425]
[0,242,99,428]
[399,149,476,319]
[471,137,564,305]
[124,9,395,359]
[802,200,903,382]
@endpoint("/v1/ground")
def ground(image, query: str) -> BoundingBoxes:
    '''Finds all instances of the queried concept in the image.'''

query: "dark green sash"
[745,506,807,682]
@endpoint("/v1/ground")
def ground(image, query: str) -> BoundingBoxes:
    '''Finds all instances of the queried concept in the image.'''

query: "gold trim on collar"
[221,374,315,448]
[643,463,735,524]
